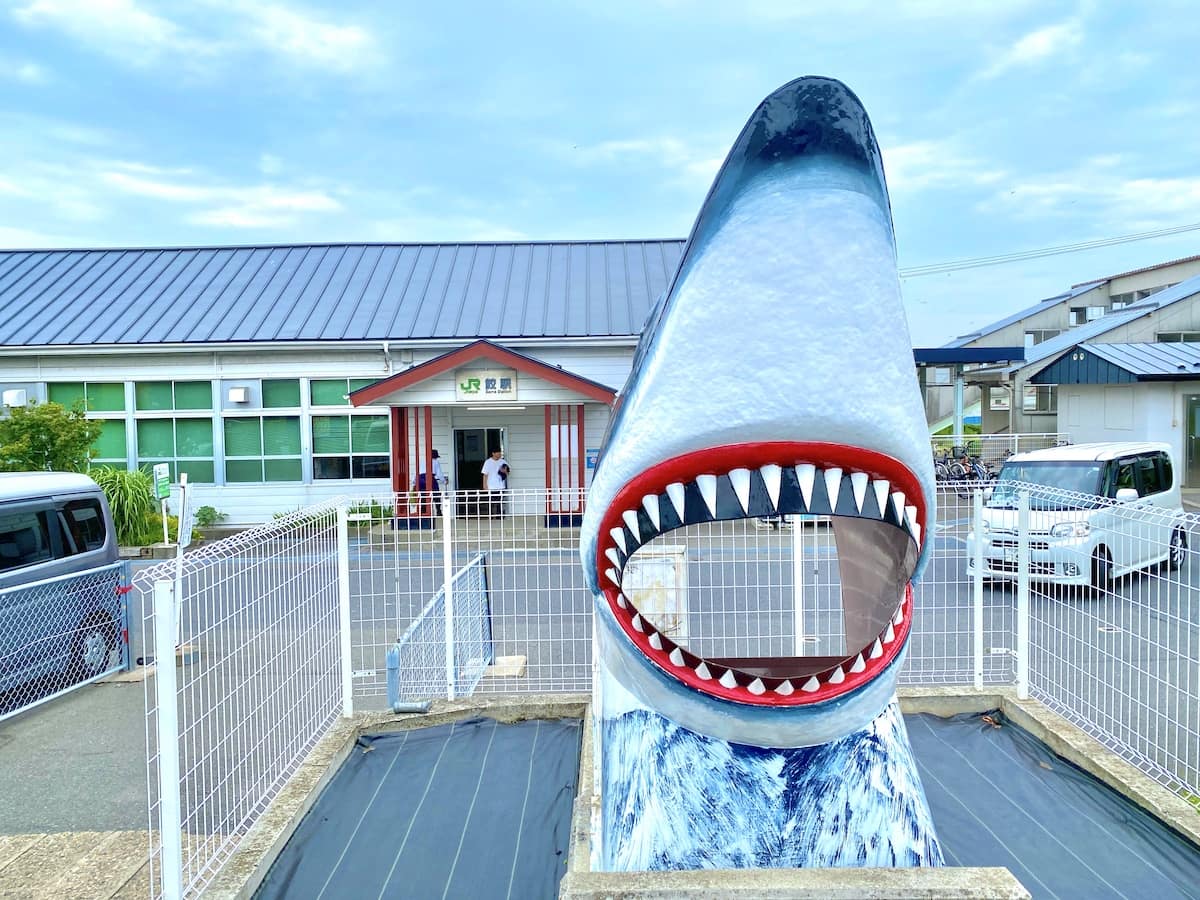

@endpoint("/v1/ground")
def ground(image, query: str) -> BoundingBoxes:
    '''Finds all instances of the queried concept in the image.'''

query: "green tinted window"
[47,382,85,407]
[224,418,261,456]
[310,379,349,406]
[135,383,173,411]
[264,458,302,482]
[262,379,300,408]
[175,419,214,456]
[137,419,174,457]
[93,420,127,460]
[178,460,215,483]
[263,417,301,455]
[87,383,125,412]
[174,381,213,410]
[312,416,349,454]
[226,459,262,483]
[349,378,375,393]
[352,416,389,452]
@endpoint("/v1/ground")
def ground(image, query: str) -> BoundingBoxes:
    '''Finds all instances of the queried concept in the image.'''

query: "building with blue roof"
[0,240,683,523]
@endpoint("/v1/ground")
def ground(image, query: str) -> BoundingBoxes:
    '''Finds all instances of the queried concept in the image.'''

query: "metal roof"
[941,281,1102,349]
[0,241,685,347]
[1030,342,1200,384]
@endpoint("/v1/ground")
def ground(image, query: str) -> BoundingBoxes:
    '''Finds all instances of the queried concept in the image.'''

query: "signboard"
[586,448,600,470]
[623,546,688,640]
[153,463,171,500]
[176,473,194,550]
[455,369,517,402]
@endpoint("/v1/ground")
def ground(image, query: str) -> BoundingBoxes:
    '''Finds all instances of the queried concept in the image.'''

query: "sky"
[2,0,1199,347]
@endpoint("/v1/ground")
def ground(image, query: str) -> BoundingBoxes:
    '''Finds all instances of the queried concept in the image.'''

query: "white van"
[0,473,122,692]
[966,442,1187,589]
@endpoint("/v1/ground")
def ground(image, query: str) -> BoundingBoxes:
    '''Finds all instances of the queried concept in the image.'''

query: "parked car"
[966,442,1187,590]
[0,472,122,693]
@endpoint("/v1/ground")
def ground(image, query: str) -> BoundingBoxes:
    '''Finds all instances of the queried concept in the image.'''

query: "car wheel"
[68,612,116,681]
[1167,527,1187,571]
[1090,547,1112,595]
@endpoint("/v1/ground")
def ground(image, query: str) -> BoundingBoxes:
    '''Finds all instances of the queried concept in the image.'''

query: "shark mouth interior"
[597,442,924,706]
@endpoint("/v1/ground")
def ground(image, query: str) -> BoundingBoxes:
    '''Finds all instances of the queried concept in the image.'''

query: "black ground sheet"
[908,711,1200,899]
[255,717,580,900]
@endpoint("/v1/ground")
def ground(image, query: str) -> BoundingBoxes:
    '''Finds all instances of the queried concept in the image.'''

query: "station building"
[0,241,682,523]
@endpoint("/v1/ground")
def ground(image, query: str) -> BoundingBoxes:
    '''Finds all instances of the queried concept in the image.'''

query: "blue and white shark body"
[580,77,944,871]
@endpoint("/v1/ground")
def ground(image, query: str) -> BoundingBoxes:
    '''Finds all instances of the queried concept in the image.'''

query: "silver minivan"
[0,472,122,692]
[966,442,1187,590]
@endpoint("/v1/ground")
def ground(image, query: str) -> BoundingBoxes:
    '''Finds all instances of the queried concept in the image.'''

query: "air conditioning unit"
[2,389,27,407]
[227,387,249,403]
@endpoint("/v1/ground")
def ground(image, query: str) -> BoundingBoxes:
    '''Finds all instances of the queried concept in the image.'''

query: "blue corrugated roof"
[941,281,1103,349]
[0,241,685,346]
[1030,342,1200,384]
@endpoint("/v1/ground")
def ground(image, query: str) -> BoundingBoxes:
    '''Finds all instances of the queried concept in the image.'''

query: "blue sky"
[2,1,1199,347]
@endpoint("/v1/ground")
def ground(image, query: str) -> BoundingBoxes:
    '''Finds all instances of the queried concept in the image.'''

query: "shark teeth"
[696,474,718,517]
[719,669,738,689]
[850,471,869,513]
[729,468,752,514]
[695,662,713,681]
[795,464,816,509]
[622,509,642,544]
[642,494,661,531]
[610,527,627,554]
[648,632,663,650]
[604,548,622,568]
[801,677,821,693]
[823,467,843,511]
[669,648,685,667]
[774,679,794,696]
[760,464,782,509]
[666,482,687,521]
[747,678,766,695]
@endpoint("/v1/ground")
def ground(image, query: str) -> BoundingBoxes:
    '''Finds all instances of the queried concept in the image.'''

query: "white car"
[966,442,1187,590]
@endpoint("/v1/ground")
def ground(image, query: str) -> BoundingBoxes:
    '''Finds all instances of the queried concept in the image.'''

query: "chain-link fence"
[1,561,129,724]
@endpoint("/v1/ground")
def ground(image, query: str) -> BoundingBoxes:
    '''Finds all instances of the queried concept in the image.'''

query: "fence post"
[153,578,184,900]
[1016,490,1031,700]
[791,515,805,655]
[336,505,354,718]
[443,491,456,700]
[973,490,985,690]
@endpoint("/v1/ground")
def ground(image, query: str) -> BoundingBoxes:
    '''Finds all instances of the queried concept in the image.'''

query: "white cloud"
[238,4,377,72]
[10,0,380,73]
[97,167,343,228]
[13,0,190,66]
[882,139,1006,193]
[564,135,724,190]
[259,153,283,176]
[978,20,1084,80]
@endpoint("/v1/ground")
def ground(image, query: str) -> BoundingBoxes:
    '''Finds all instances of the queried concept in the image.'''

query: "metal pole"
[792,516,805,655]
[443,491,456,700]
[973,489,985,690]
[336,505,354,718]
[1016,490,1031,699]
[953,365,965,438]
[153,579,184,900]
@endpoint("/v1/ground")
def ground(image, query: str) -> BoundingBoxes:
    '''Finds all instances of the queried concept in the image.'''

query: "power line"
[898,221,1200,278]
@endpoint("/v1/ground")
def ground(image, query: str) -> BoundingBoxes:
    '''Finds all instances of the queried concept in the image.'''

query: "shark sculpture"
[580,76,943,870]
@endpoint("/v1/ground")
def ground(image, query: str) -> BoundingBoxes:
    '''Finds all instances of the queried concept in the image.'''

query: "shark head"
[581,77,935,748]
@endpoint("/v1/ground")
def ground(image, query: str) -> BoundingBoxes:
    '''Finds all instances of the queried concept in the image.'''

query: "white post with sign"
[174,474,192,646]
[153,463,171,545]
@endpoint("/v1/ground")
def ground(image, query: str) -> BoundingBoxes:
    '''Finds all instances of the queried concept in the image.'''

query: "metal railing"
[135,502,347,899]
[137,482,1200,897]
[0,561,130,724]
[931,432,1068,469]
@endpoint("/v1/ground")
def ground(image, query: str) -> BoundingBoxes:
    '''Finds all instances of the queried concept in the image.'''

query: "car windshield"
[989,461,1103,510]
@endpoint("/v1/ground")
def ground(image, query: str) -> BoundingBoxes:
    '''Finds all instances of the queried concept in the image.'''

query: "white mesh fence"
[135,501,344,899]
[0,561,130,724]
[931,432,1068,471]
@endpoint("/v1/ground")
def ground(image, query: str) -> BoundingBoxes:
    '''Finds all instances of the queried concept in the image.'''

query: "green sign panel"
[153,463,171,500]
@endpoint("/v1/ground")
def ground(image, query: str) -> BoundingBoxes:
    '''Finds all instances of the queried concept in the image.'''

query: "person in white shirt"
[415,450,446,515]
[480,448,509,517]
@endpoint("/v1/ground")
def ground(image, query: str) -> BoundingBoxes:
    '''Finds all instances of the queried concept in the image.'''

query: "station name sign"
[455,368,518,402]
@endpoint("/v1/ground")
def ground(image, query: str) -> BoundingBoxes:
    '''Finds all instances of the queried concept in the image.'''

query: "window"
[309,378,377,407]
[1069,306,1106,326]
[137,418,215,482]
[91,419,128,469]
[312,415,390,479]
[1108,460,1136,497]
[262,379,301,408]
[0,510,53,572]
[135,381,212,411]
[1156,332,1200,343]
[47,382,124,412]
[1110,291,1135,308]
[224,416,302,482]
[1022,384,1057,413]
[1024,329,1061,349]
[61,498,106,553]
[1135,455,1162,496]
[1159,452,1174,490]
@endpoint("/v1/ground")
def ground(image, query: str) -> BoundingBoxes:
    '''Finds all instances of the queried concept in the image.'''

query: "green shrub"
[90,465,156,545]
[195,505,227,528]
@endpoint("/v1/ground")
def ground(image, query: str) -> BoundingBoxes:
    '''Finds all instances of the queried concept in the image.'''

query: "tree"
[0,401,103,473]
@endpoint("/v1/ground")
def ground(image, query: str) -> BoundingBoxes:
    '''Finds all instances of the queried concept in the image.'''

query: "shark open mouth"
[596,441,924,707]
